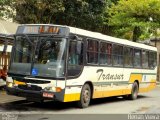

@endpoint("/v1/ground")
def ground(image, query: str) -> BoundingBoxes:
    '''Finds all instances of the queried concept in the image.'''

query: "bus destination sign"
[16,25,69,35]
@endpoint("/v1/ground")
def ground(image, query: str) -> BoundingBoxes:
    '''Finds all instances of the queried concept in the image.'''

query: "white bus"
[6,24,157,108]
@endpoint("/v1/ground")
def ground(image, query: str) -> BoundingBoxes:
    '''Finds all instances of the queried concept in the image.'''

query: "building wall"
[0,20,19,34]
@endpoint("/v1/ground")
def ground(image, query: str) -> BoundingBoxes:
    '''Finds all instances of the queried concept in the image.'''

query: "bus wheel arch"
[77,81,93,108]
[85,81,94,99]
[134,80,139,89]
[129,80,139,100]
[123,80,139,100]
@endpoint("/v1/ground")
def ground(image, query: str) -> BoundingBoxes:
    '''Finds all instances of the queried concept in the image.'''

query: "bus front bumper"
[6,87,64,102]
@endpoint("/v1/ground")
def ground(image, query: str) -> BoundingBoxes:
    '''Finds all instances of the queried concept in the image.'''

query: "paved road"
[0,87,160,120]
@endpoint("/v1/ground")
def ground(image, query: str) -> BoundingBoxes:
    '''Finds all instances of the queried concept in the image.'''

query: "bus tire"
[128,82,139,100]
[77,84,91,108]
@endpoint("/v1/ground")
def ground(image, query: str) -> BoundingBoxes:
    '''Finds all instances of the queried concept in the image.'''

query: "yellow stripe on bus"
[63,80,156,102]
[139,80,156,93]
[93,89,131,98]
[129,74,142,83]
[64,93,80,102]
[14,80,26,85]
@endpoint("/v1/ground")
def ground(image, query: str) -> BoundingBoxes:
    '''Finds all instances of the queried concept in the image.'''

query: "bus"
[6,24,157,108]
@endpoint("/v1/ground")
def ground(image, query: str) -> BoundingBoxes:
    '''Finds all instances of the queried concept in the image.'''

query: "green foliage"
[108,0,160,41]
[14,0,64,23]
[13,0,107,33]
[0,0,109,33]
[2,0,160,42]
[0,0,15,19]
[54,0,107,31]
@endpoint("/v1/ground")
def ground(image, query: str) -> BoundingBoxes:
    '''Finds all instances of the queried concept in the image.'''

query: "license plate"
[43,92,54,98]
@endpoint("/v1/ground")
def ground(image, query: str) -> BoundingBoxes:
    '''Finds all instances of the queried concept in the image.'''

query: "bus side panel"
[91,67,132,99]
[63,78,82,102]
[63,67,157,102]
[138,69,157,93]
[126,69,157,93]
[125,68,157,93]
[64,66,131,101]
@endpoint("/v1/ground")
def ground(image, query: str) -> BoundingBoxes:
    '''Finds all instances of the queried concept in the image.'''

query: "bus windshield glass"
[9,35,66,78]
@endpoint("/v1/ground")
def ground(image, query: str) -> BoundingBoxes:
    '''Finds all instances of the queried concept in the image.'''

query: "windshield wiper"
[14,34,34,46]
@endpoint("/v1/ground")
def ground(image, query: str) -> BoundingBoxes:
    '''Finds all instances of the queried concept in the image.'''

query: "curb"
[156,82,160,87]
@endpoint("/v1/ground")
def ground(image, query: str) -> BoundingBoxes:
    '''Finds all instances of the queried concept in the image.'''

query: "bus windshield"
[9,35,66,78]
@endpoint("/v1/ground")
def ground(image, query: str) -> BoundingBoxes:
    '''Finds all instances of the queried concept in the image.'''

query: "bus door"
[67,37,84,77]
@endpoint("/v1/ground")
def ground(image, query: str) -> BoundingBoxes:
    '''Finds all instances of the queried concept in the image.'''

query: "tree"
[101,0,120,34]
[14,0,65,23]
[13,0,108,33]
[54,0,107,31]
[108,0,160,41]
[0,0,15,20]
[0,0,118,36]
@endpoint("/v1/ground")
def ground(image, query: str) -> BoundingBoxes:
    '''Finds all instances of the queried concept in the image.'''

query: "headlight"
[7,82,14,88]
[44,87,62,92]
[44,87,56,92]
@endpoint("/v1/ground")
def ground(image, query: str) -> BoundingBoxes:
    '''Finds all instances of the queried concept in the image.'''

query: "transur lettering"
[96,69,124,81]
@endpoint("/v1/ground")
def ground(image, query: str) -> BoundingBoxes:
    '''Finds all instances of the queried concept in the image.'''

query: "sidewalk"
[0,90,24,104]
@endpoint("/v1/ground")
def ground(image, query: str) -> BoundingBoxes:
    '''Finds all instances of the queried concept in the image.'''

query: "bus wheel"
[129,82,139,100]
[77,84,91,108]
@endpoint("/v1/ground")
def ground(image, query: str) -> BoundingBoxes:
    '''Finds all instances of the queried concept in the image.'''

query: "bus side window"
[87,40,98,64]
[142,50,149,68]
[68,40,83,65]
[134,49,142,68]
[67,40,83,76]
[149,51,157,69]
[113,44,123,66]
[100,42,112,66]
[124,47,133,67]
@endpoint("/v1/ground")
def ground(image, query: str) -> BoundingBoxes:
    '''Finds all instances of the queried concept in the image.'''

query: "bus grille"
[18,85,42,91]
[14,78,51,84]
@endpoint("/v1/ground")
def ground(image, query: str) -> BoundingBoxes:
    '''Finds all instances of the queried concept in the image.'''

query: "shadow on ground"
[0,95,149,112]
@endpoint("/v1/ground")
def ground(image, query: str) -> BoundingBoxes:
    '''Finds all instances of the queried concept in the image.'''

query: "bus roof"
[68,26,157,51]
[19,24,157,51]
